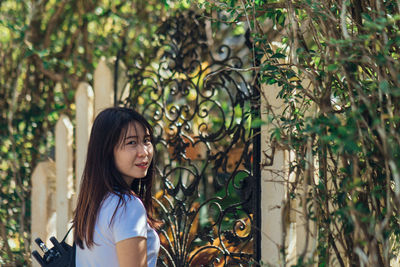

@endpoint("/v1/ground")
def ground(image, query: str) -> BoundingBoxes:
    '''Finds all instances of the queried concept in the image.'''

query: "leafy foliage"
[199,0,400,266]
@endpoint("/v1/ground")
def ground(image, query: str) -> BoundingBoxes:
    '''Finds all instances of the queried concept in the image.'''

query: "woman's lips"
[135,162,148,169]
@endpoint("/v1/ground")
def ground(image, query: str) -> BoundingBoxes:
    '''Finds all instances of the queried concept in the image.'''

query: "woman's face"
[113,122,154,186]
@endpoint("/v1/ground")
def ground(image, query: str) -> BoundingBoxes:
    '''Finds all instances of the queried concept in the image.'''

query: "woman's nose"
[137,143,149,156]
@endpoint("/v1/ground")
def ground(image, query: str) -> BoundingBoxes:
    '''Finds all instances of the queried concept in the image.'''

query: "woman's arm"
[116,236,148,267]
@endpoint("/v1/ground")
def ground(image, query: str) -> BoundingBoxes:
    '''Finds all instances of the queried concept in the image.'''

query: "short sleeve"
[111,196,148,243]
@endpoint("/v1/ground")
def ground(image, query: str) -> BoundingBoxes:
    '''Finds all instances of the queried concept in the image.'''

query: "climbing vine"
[200,0,400,266]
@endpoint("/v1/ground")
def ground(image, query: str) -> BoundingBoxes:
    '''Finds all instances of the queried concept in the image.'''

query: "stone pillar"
[295,78,317,264]
[260,82,289,265]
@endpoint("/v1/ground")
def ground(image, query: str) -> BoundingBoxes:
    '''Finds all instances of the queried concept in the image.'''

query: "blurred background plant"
[0,0,175,264]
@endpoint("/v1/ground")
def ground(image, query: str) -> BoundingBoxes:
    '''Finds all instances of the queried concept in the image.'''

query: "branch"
[64,27,81,59]
[6,59,30,259]
[43,0,69,48]
[32,54,63,82]
[26,0,49,45]
[204,66,260,82]
[340,0,351,40]
[32,54,79,89]
[209,0,304,10]
[204,0,304,22]
[0,220,14,263]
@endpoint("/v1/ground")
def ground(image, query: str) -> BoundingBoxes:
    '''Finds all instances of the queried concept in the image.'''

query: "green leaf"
[379,80,389,93]
[271,53,286,59]
[262,64,279,71]
[251,118,266,128]
[272,128,281,141]
[327,64,339,71]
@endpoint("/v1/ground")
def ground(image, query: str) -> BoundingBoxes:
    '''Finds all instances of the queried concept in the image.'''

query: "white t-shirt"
[76,193,160,267]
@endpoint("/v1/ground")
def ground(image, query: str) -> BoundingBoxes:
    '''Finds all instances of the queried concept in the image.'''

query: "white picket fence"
[30,58,114,265]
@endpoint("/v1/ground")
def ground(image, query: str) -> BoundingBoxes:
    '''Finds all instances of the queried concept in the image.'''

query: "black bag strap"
[62,225,75,267]
[69,242,76,267]
[61,225,74,243]
[60,225,75,267]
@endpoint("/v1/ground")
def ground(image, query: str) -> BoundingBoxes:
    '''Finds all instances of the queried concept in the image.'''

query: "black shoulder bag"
[32,227,76,267]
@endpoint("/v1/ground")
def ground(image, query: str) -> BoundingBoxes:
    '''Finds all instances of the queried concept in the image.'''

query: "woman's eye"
[127,140,137,145]
[144,138,151,144]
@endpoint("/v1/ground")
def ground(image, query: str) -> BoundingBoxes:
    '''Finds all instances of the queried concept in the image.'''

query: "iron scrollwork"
[116,11,260,266]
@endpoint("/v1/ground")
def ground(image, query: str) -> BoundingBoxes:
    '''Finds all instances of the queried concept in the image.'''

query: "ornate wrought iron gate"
[115,11,261,266]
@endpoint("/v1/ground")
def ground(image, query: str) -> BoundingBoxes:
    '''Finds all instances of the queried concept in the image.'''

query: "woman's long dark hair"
[73,107,159,249]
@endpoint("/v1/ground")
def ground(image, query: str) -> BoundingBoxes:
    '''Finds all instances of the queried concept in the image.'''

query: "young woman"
[73,107,160,267]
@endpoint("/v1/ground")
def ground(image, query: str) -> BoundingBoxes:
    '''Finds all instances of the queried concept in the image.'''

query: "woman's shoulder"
[102,192,145,214]
[97,192,149,242]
